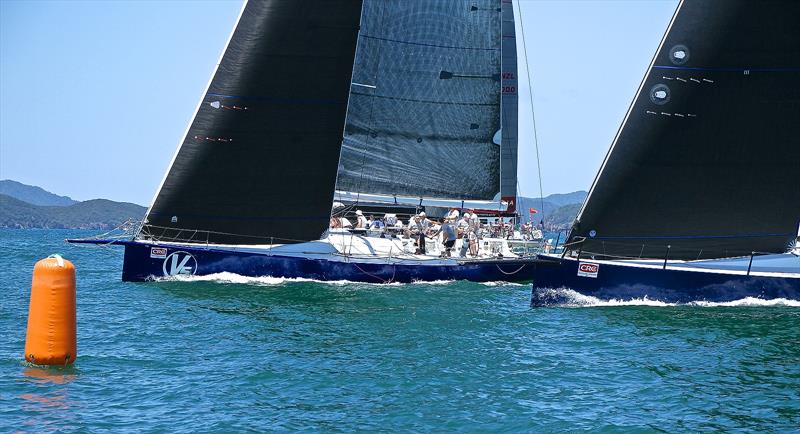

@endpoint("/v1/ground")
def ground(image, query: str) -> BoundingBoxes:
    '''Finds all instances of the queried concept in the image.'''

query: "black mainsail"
[141,0,363,245]
[335,0,514,202]
[569,0,800,261]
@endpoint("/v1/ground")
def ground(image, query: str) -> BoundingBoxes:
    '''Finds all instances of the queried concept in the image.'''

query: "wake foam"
[532,287,800,307]
[532,287,674,307]
[480,281,526,287]
[155,272,358,286]
[153,273,522,288]
[690,297,800,307]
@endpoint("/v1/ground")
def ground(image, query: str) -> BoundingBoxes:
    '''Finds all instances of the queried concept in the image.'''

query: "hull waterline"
[531,254,800,305]
[70,239,536,283]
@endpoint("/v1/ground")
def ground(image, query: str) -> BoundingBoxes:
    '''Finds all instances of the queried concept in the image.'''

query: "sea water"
[1,229,798,432]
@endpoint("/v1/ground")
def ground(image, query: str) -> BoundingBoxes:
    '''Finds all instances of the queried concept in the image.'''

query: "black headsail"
[141,0,363,245]
[569,0,800,260]
[334,0,507,202]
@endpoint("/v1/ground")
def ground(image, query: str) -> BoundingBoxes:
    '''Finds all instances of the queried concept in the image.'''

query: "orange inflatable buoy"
[25,255,77,366]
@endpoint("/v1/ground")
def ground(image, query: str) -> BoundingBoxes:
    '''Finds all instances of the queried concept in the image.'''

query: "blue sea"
[1,229,799,432]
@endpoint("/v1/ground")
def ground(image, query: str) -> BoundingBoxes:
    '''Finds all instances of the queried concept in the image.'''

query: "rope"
[495,263,528,275]
[516,2,546,226]
[352,261,396,284]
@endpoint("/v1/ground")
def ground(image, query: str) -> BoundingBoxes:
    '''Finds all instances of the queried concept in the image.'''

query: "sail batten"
[570,0,800,260]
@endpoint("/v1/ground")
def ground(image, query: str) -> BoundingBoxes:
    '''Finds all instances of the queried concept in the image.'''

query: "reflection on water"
[18,366,80,432]
[22,366,78,385]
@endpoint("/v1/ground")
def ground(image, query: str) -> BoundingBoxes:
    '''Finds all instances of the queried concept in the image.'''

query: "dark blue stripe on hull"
[531,255,800,305]
[121,242,535,284]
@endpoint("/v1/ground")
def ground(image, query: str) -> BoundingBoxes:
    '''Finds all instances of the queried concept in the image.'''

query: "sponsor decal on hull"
[150,247,167,259]
[162,251,197,277]
[577,262,599,278]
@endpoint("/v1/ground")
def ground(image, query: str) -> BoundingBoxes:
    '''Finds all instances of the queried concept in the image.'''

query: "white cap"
[419,212,426,217]
[355,210,363,216]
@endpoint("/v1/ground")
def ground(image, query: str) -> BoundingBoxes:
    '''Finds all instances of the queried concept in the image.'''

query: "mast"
[500,0,519,213]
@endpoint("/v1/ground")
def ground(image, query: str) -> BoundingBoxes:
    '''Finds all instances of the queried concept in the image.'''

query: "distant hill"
[517,191,587,229]
[0,179,78,206]
[543,203,583,231]
[532,191,587,208]
[0,179,584,231]
[0,194,146,229]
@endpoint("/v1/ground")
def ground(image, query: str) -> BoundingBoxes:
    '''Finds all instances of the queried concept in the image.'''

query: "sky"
[0,0,678,205]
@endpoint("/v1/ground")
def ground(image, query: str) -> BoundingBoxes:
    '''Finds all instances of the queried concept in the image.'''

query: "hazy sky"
[0,0,677,205]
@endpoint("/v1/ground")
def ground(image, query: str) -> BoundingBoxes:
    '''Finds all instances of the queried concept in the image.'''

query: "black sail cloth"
[142,0,363,245]
[570,0,800,260]
[335,0,506,201]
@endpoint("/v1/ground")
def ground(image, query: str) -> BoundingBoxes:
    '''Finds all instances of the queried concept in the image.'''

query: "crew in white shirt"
[355,210,368,229]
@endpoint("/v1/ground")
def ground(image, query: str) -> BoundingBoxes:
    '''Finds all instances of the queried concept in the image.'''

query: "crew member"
[411,212,432,254]
[431,218,457,258]
[355,210,368,229]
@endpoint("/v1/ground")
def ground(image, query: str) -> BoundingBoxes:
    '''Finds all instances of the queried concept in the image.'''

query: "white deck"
[136,229,526,266]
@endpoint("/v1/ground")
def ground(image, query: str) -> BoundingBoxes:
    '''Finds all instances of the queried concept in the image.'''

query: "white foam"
[408,279,456,286]
[153,274,523,288]
[156,272,355,286]
[534,287,800,308]
[480,281,526,287]
[536,288,675,307]
[690,297,800,307]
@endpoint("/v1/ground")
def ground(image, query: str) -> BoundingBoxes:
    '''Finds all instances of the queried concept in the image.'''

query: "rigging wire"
[516,1,546,228]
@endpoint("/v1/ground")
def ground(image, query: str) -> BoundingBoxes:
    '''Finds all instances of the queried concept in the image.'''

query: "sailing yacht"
[69,0,538,283]
[532,0,800,303]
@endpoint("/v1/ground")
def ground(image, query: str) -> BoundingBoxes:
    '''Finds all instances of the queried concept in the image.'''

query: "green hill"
[543,203,582,231]
[518,191,586,229]
[0,194,145,229]
[0,179,78,206]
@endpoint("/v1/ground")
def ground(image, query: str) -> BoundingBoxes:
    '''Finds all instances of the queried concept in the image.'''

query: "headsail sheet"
[335,0,503,201]
[570,0,800,260]
[142,0,363,245]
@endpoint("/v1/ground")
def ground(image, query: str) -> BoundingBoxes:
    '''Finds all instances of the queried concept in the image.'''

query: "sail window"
[649,84,671,105]
[669,44,690,65]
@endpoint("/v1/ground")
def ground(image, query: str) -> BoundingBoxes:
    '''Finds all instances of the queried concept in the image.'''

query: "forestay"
[569,0,800,260]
